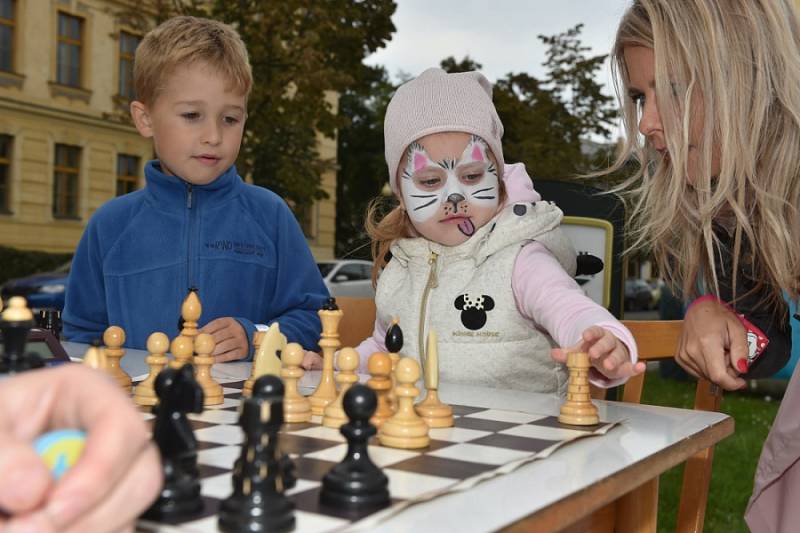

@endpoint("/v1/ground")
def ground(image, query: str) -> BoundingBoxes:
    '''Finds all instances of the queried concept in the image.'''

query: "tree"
[335,66,396,258]
[124,0,396,219]
[440,24,617,181]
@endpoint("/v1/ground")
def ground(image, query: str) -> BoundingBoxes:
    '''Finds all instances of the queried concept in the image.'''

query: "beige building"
[0,0,336,259]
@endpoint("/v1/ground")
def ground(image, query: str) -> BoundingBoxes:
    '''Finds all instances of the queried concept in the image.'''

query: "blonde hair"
[367,148,507,284]
[606,0,800,310]
[133,16,252,105]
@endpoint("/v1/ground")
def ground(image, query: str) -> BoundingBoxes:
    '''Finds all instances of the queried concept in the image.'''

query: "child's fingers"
[581,326,605,344]
[0,434,51,513]
[587,334,616,361]
[550,348,568,363]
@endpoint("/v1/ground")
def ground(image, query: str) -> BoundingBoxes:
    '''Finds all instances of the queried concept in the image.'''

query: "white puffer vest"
[376,200,577,393]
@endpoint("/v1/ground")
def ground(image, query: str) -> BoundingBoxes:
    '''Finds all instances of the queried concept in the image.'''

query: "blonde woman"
[608,1,800,530]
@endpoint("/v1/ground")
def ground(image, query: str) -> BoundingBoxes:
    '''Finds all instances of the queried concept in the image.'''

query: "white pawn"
[134,332,169,407]
[378,357,429,449]
[103,325,131,391]
[194,333,223,406]
[281,343,312,423]
[82,342,107,370]
[322,348,360,429]
[170,335,193,369]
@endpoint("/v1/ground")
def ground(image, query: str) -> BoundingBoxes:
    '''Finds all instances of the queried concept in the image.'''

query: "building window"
[53,144,80,218]
[56,12,83,87]
[0,0,14,72]
[0,134,11,213]
[116,154,139,196]
[118,31,139,99]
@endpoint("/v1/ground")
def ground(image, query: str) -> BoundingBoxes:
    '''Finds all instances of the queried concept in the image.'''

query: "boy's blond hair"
[133,16,252,105]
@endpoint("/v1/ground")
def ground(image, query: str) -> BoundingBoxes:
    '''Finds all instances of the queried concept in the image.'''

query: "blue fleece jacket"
[63,161,329,359]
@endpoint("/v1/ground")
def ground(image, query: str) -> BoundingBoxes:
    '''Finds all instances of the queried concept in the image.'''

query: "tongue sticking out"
[457,217,476,236]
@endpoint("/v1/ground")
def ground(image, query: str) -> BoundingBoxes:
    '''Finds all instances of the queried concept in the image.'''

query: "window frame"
[55,11,84,88]
[117,30,139,100]
[0,134,11,214]
[0,0,16,73]
[116,153,140,196]
[52,143,81,219]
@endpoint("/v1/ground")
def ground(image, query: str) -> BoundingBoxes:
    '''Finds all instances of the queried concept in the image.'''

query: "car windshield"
[318,263,336,277]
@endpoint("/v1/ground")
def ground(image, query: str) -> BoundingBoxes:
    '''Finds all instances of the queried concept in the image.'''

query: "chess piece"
[218,375,295,533]
[322,348,360,429]
[82,339,107,370]
[170,335,194,369]
[385,319,403,410]
[281,343,311,423]
[142,364,205,521]
[134,332,169,407]
[310,297,342,415]
[0,296,44,374]
[367,352,393,428]
[378,357,429,449]
[243,323,285,398]
[103,325,131,391]
[194,333,223,406]
[180,288,201,339]
[37,308,62,339]
[558,351,600,426]
[415,330,453,428]
[320,384,390,512]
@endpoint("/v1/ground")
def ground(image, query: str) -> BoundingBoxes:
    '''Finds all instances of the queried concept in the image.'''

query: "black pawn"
[142,364,205,522]
[218,375,295,533]
[385,321,403,354]
[0,300,44,374]
[319,384,390,512]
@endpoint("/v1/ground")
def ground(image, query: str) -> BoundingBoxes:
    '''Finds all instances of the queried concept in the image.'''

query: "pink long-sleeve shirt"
[355,163,638,387]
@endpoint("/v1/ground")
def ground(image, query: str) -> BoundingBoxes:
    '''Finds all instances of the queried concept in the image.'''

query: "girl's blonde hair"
[367,149,506,285]
[606,0,800,310]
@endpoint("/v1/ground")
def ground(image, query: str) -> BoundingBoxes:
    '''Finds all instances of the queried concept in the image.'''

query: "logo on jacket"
[454,293,495,330]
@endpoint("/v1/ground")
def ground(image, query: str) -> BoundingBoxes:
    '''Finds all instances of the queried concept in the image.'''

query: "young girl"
[608,1,800,530]
[311,68,644,393]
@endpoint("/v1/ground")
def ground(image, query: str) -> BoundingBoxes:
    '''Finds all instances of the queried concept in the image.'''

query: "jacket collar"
[144,160,242,211]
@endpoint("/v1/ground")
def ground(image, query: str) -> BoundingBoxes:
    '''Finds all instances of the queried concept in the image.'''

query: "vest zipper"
[418,251,439,367]
[186,183,195,289]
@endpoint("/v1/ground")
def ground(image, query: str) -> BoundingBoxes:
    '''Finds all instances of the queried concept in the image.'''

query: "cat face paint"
[400,134,500,246]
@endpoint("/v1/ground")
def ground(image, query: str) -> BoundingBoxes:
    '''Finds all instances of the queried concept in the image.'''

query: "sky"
[365,0,631,99]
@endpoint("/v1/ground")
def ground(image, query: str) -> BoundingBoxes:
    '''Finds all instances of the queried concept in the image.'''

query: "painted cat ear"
[462,136,490,163]
[406,142,435,174]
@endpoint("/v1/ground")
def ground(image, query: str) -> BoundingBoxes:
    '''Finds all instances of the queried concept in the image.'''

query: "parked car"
[624,278,653,311]
[317,259,375,299]
[1,261,71,311]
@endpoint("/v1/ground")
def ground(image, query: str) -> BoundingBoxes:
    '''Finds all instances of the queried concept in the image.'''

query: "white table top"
[64,342,733,532]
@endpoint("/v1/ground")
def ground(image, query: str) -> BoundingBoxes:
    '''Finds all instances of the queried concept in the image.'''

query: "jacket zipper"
[186,183,195,289]
[418,251,439,368]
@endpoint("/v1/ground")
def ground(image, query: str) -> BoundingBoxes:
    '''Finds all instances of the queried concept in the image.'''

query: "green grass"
[639,370,781,532]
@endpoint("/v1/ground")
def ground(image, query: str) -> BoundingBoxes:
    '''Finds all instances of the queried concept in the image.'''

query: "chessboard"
[136,376,616,533]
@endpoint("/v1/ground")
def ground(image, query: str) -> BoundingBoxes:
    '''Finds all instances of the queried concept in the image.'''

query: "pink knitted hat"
[384,68,505,195]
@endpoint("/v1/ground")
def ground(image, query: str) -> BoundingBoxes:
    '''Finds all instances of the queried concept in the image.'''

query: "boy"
[63,16,329,362]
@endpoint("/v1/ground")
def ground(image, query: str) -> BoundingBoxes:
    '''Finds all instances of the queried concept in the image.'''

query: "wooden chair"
[334,296,378,349]
[570,320,722,533]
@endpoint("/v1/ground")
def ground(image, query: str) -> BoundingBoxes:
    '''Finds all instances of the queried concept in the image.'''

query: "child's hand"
[551,326,646,380]
[200,317,249,363]
[302,351,323,370]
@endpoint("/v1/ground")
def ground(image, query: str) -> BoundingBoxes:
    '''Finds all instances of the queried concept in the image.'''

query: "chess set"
[0,293,616,532]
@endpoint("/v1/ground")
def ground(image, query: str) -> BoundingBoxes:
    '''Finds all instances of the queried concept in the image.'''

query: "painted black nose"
[447,193,465,209]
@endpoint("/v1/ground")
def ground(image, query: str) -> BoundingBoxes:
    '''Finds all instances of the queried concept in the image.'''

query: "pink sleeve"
[354,317,388,373]
[512,242,638,388]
